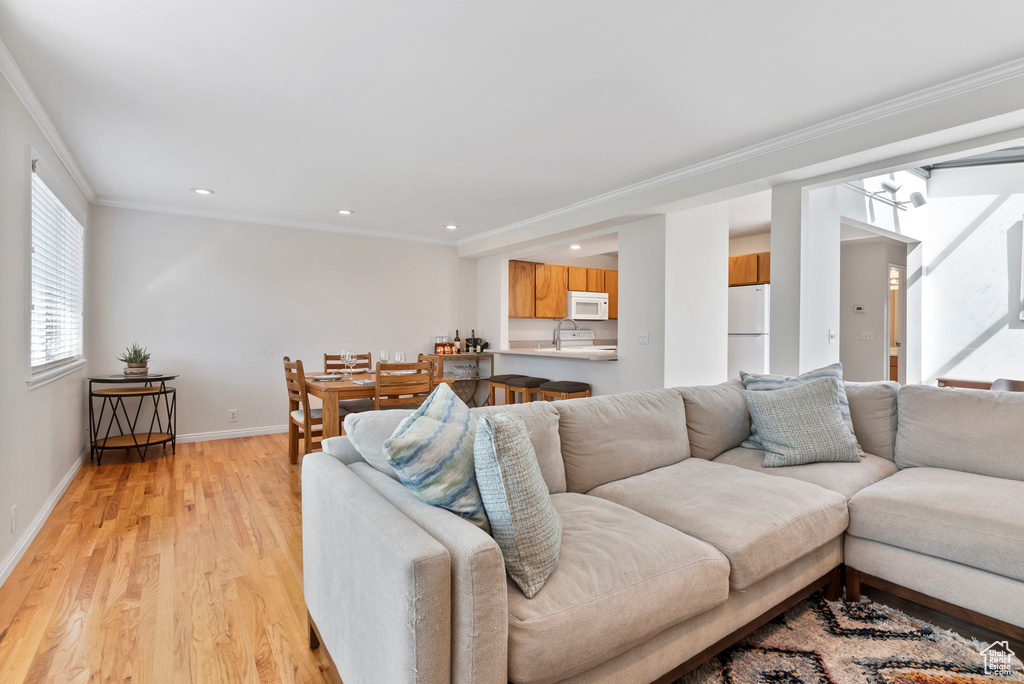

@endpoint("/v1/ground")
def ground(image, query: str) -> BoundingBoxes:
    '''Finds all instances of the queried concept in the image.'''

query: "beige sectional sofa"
[301,381,1023,684]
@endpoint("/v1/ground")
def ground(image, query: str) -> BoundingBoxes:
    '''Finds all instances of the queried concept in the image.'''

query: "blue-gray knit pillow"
[742,376,860,467]
[474,413,562,598]
[739,362,858,450]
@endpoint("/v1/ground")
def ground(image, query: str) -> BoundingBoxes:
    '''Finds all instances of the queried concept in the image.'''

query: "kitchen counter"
[493,348,617,362]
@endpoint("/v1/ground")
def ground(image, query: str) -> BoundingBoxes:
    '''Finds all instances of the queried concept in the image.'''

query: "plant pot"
[124,363,149,376]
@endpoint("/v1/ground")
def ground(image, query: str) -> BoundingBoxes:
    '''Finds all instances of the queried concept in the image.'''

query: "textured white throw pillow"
[475,413,562,598]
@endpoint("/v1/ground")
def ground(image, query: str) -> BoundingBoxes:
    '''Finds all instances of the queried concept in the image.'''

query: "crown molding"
[458,55,1024,247]
[0,37,96,202]
[92,197,456,245]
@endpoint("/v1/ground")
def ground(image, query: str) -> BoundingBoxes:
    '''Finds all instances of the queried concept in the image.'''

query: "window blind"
[30,170,84,372]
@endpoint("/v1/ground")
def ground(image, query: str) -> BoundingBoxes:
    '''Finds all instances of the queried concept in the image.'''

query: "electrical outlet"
[637,330,650,345]
[10,505,17,533]
[859,331,874,341]
[828,328,837,344]
[228,409,239,423]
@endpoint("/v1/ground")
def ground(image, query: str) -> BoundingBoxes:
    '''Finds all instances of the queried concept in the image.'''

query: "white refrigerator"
[728,284,770,379]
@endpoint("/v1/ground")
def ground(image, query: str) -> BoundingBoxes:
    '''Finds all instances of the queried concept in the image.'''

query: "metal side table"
[88,373,178,464]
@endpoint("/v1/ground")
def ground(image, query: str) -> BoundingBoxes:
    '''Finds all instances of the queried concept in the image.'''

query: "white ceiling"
[728,191,772,238]
[3,1,1024,244]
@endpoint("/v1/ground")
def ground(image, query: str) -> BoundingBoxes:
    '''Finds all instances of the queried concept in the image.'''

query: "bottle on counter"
[454,330,461,353]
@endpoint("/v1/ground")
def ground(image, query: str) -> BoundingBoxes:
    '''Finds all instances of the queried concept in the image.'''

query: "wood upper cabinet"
[567,266,587,292]
[586,268,605,293]
[728,254,759,286]
[756,252,770,284]
[508,261,536,318]
[604,269,618,319]
[535,264,569,318]
[729,252,771,286]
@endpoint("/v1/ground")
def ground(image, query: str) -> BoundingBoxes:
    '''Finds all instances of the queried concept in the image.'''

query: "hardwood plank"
[0,436,337,683]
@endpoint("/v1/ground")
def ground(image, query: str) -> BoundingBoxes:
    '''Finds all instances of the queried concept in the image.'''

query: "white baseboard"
[176,424,288,444]
[0,446,88,587]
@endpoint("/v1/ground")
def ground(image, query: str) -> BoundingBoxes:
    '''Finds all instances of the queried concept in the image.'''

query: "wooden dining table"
[304,372,380,439]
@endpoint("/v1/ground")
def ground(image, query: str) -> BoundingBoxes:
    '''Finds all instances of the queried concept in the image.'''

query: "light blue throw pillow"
[383,383,489,531]
[743,376,861,467]
[739,362,858,450]
[475,413,562,598]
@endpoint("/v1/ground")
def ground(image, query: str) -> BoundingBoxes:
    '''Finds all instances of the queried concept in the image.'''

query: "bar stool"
[488,374,527,406]
[506,377,549,403]
[539,381,592,401]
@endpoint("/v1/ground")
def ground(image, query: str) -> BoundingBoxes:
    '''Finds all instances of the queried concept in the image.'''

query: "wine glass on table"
[395,351,406,363]
[380,349,390,375]
[343,351,357,374]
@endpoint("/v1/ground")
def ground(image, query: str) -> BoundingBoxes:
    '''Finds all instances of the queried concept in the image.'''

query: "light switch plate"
[637,330,649,345]
[859,331,874,341]
[828,329,837,344]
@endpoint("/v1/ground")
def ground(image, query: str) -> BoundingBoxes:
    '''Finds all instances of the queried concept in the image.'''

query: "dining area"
[281,350,493,462]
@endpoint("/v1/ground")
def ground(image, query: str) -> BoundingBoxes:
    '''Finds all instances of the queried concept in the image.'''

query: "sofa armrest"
[351,463,509,684]
[302,453,451,684]
[321,435,365,466]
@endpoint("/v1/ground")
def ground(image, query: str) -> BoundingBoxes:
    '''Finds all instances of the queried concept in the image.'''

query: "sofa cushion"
[506,493,729,684]
[895,385,1024,481]
[673,380,750,460]
[475,414,562,598]
[554,389,690,493]
[848,467,1024,582]
[474,402,565,494]
[588,459,848,589]
[845,381,899,460]
[713,446,898,500]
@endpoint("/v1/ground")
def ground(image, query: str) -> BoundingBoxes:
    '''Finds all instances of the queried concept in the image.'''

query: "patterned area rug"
[676,594,1024,684]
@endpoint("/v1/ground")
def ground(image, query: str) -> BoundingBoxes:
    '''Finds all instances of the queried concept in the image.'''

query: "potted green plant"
[118,342,152,376]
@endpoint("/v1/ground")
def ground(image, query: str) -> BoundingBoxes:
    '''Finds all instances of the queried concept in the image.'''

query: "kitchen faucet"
[553,318,580,350]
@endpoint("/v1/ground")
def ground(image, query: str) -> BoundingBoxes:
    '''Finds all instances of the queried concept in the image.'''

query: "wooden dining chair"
[324,352,372,373]
[991,378,1024,392]
[283,357,323,463]
[375,361,433,410]
[418,353,443,386]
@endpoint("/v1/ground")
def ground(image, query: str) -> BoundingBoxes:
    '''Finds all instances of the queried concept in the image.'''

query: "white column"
[663,203,730,386]
[770,183,842,374]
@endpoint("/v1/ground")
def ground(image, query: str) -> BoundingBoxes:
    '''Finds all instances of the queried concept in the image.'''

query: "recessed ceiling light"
[338,209,354,215]
[570,244,582,250]
[191,187,214,195]
[445,224,458,230]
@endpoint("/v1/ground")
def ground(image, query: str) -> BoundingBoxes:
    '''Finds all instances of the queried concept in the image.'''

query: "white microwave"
[567,291,609,320]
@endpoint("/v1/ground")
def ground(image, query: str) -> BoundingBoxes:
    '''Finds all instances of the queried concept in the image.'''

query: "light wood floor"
[0,434,336,683]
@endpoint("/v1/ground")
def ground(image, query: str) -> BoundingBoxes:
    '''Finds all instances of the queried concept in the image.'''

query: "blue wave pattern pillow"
[743,376,860,467]
[475,413,562,598]
[384,383,490,532]
[739,362,858,451]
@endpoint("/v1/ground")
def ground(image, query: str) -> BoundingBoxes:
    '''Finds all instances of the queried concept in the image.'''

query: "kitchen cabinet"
[535,264,569,318]
[753,252,770,282]
[605,269,618,320]
[729,255,759,286]
[729,252,770,286]
[568,266,587,291]
[586,269,605,293]
[508,261,536,318]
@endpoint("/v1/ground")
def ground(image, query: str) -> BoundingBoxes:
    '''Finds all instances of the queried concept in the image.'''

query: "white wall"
[87,205,474,437]
[839,240,907,381]
[0,76,91,580]
[729,232,770,255]
[665,203,730,386]
[485,216,666,395]
[917,164,1024,382]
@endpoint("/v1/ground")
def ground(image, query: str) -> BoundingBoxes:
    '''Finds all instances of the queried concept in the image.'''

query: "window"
[30,164,84,373]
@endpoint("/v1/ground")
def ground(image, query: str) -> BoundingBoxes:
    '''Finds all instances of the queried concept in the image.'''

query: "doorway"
[886,265,907,384]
